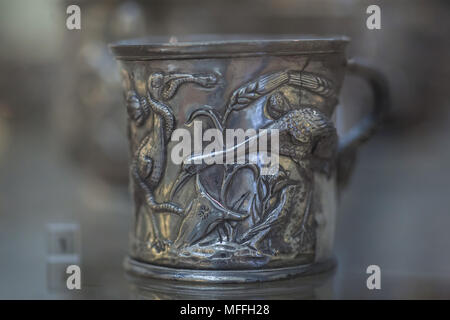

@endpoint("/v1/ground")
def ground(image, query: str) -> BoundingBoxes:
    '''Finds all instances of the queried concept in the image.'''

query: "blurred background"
[0,0,449,299]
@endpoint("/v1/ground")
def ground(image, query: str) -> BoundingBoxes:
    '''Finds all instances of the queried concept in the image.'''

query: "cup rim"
[109,34,350,60]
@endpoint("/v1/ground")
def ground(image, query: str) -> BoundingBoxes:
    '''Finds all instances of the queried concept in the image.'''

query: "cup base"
[124,256,336,283]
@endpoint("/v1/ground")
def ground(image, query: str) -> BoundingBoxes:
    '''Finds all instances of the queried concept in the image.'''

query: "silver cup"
[110,36,388,283]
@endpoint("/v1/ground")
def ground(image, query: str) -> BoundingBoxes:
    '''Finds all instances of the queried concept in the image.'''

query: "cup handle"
[337,59,390,188]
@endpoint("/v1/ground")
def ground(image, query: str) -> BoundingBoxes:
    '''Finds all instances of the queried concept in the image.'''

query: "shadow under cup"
[110,35,387,283]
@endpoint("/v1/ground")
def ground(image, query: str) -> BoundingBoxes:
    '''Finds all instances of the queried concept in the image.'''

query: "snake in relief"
[125,71,217,250]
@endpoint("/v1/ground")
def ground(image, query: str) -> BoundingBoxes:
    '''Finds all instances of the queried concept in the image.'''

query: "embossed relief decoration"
[123,66,338,268]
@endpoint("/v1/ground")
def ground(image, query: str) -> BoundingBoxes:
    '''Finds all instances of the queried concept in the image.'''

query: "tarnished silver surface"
[110,36,388,283]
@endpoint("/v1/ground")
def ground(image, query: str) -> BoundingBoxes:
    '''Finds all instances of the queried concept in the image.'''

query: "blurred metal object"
[111,36,388,283]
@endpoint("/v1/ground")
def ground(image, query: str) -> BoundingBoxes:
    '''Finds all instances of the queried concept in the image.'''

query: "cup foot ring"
[124,256,336,284]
